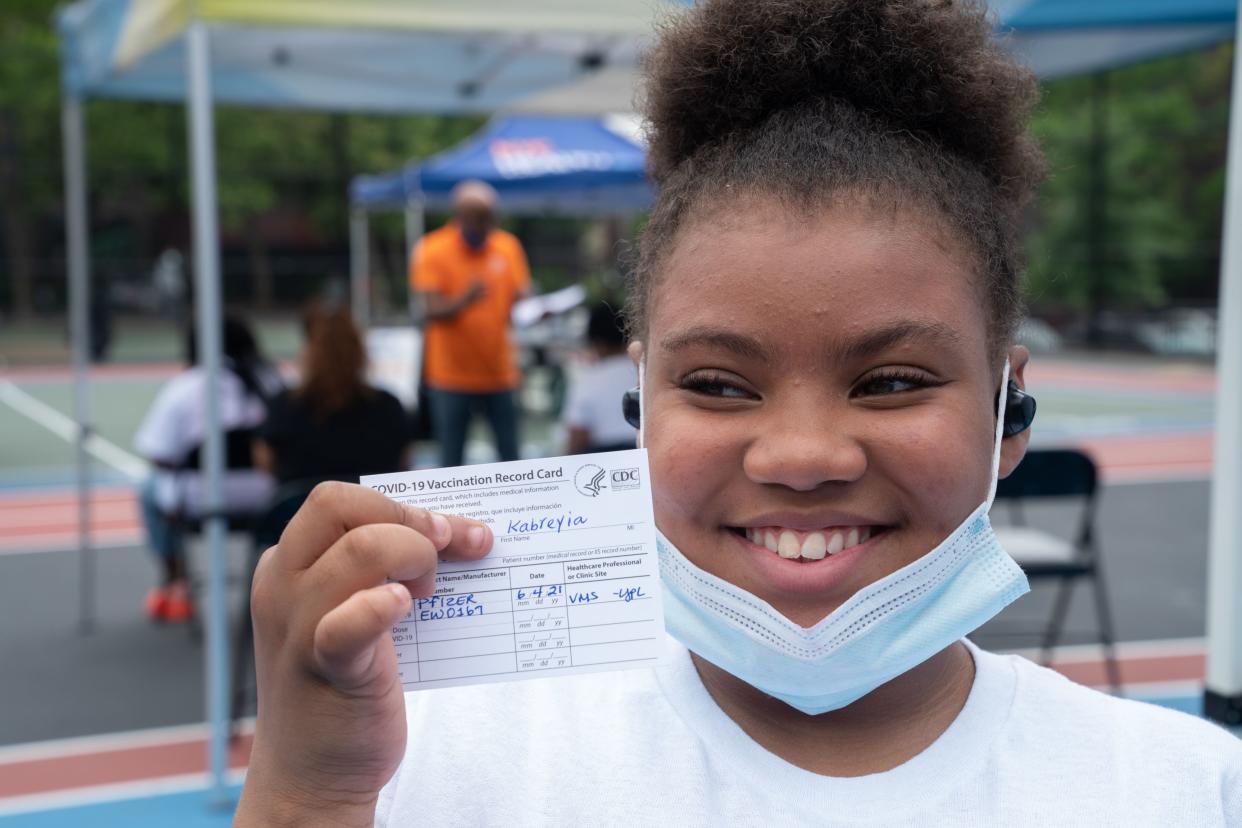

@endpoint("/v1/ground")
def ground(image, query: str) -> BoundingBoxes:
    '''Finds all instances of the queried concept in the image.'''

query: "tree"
[1024,45,1231,338]
[0,0,61,317]
[0,0,482,316]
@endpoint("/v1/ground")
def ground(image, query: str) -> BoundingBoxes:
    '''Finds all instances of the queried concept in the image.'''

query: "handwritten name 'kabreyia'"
[507,512,588,535]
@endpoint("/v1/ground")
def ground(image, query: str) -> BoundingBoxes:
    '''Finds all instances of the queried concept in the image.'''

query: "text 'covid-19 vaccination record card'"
[361,449,665,692]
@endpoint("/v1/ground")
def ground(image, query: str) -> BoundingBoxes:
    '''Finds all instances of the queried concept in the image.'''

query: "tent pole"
[404,197,425,323]
[186,21,231,804]
[61,93,95,635]
[350,207,369,326]
[1204,6,1242,728]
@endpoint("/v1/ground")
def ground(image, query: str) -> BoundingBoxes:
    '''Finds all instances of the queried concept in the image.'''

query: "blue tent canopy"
[351,113,651,215]
[997,0,1236,78]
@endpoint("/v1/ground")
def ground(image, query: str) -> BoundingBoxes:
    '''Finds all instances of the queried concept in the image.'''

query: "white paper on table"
[361,449,665,692]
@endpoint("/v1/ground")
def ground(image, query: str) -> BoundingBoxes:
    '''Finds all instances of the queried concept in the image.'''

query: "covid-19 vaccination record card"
[361,449,665,692]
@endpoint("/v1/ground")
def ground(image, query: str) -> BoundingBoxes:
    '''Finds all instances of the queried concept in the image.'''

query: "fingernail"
[430,512,451,542]
[467,525,487,551]
[387,583,409,602]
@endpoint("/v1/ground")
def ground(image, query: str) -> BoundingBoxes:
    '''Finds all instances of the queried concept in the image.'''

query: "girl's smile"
[728,521,888,595]
[641,195,1028,628]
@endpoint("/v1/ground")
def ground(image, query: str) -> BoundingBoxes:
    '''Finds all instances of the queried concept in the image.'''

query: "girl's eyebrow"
[835,320,964,364]
[658,321,963,365]
[659,327,769,362]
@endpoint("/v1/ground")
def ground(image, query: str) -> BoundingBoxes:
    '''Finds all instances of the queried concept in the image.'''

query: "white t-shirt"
[134,365,279,515]
[376,638,1242,826]
[562,354,637,449]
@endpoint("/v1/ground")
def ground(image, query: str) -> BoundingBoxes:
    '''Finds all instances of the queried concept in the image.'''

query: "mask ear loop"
[637,359,646,449]
[985,358,1012,510]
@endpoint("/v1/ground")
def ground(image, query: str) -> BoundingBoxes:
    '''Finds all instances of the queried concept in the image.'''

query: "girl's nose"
[741,401,867,492]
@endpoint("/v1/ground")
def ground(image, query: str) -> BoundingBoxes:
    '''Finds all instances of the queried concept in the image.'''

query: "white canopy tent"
[55,0,671,804]
[54,0,1242,809]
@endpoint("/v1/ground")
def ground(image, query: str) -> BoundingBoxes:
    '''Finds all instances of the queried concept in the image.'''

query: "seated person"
[254,304,410,487]
[134,314,281,623]
[562,302,638,454]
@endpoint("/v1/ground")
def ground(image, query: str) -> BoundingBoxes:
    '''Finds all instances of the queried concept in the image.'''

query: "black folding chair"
[992,448,1122,693]
[229,479,320,737]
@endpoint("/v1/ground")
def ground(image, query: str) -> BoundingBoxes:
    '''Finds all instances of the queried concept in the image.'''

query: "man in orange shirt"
[411,180,531,467]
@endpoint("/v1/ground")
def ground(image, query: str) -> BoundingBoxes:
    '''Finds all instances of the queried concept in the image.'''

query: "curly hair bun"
[642,0,1041,206]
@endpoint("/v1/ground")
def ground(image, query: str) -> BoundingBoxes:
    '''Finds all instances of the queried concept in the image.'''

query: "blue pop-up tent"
[351,113,651,215]
[347,113,651,325]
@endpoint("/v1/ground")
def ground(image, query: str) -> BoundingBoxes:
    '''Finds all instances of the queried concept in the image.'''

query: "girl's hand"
[235,482,492,827]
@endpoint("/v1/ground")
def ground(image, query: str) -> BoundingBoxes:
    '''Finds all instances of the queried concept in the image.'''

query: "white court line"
[0,379,147,480]
[0,535,140,557]
[1123,679,1206,699]
[0,769,247,817]
[996,636,1206,663]
[0,719,250,764]
[1105,471,1212,487]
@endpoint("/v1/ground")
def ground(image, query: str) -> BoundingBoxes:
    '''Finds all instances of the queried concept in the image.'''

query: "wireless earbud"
[1002,379,1036,437]
[622,386,641,429]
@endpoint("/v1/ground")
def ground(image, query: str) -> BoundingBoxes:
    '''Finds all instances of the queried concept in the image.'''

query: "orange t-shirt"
[410,224,531,392]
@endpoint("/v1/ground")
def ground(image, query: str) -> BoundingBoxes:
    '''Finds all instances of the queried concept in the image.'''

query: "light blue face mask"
[642,359,1030,715]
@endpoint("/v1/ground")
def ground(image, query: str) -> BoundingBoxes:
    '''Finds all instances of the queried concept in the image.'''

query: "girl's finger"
[312,582,411,688]
[274,482,493,571]
[303,523,438,611]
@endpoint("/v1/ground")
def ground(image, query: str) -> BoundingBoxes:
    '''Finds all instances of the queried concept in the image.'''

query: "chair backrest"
[994,448,1097,500]
[181,427,259,471]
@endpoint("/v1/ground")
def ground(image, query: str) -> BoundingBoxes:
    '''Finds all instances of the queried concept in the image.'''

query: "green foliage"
[0,0,1232,322]
[0,0,484,313]
[0,0,62,213]
[1025,46,1231,314]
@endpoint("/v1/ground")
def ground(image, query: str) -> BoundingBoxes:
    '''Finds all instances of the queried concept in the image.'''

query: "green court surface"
[0,380,162,475]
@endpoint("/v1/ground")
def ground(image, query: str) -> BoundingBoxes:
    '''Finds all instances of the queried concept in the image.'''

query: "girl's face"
[640,196,1029,627]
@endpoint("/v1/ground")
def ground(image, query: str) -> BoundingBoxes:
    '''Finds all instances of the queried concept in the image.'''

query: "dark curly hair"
[628,0,1045,355]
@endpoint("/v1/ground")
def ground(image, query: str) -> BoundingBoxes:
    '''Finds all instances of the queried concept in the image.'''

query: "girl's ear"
[627,341,644,367]
[999,345,1031,479]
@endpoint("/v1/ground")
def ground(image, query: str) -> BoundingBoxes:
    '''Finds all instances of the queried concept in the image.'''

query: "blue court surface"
[0,786,241,828]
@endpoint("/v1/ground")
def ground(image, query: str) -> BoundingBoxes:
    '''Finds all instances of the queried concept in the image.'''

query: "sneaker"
[163,581,194,623]
[144,585,170,622]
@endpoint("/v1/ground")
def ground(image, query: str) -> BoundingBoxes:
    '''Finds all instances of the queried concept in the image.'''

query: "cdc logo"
[574,464,607,497]
[611,467,641,491]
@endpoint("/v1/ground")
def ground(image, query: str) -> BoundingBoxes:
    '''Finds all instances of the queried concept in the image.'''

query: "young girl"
[237,1,1242,824]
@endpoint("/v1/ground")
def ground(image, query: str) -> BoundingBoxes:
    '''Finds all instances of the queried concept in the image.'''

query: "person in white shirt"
[235,1,1242,825]
[563,302,638,454]
[133,314,280,622]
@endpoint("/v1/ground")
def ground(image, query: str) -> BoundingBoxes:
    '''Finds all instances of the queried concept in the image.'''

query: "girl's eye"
[679,371,756,400]
[852,369,938,397]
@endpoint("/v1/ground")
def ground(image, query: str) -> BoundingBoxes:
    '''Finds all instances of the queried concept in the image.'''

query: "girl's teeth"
[778,531,801,559]
[743,526,876,560]
[800,532,827,560]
